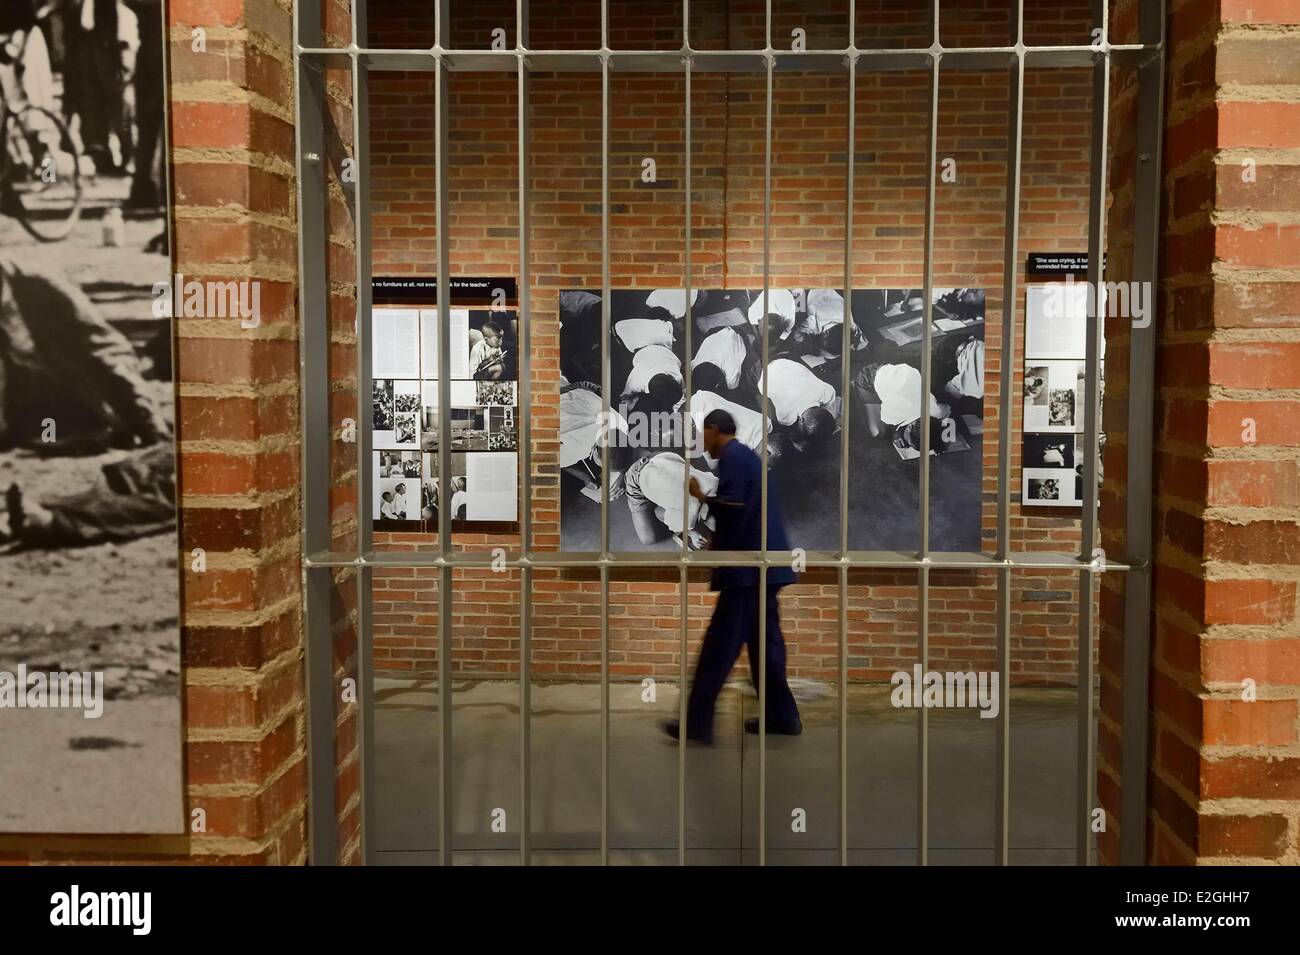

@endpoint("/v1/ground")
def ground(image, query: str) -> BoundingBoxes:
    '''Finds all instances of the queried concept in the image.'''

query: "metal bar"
[1121,0,1167,868]
[679,29,692,868]
[434,0,453,866]
[516,0,532,866]
[757,6,774,865]
[305,549,1136,572]
[599,35,611,866]
[1077,0,1111,867]
[993,2,1026,867]
[348,0,375,867]
[839,22,856,868]
[293,0,336,867]
[915,2,942,865]
[308,44,1160,62]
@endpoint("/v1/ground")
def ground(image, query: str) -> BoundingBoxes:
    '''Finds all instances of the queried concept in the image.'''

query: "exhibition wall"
[356,0,1111,684]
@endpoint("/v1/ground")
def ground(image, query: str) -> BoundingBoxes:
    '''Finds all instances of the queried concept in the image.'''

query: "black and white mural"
[559,287,986,553]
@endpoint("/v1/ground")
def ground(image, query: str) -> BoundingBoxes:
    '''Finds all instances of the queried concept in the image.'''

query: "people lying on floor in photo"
[559,379,630,503]
[613,307,678,352]
[559,289,603,384]
[644,288,698,320]
[936,334,985,415]
[0,256,171,455]
[850,360,956,459]
[689,389,771,460]
[852,361,950,439]
[612,305,685,397]
[623,450,718,549]
[737,316,798,406]
[621,370,683,451]
[620,343,683,402]
[691,326,746,391]
[760,357,838,428]
[796,288,868,355]
[746,287,797,333]
[469,320,507,380]
[689,362,732,406]
[3,444,175,549]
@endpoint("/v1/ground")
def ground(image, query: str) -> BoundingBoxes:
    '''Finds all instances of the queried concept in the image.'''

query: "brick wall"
[365,0,1100,685]
[1098,0,1300,865]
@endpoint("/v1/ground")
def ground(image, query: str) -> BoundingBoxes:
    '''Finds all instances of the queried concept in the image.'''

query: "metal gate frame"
[293,0,1166,866]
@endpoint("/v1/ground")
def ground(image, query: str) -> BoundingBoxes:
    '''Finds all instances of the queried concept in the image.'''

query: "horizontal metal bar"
[303,550,1133,572]
[300,44,1152,74]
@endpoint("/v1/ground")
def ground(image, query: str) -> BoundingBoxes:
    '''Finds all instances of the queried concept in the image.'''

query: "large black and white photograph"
[558,287,986,552]
[0,1,181,832]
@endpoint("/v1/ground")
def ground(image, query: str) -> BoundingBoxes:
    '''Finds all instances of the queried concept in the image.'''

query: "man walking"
[664,409,802,743]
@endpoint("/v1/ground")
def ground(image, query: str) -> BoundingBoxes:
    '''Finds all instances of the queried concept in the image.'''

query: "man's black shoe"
[662,719,712,744]
[744,717,803,736]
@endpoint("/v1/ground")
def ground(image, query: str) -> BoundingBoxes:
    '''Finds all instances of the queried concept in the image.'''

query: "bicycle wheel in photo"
[0,104,84,243]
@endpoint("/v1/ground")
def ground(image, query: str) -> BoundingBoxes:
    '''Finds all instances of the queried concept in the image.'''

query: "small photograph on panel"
[467,309,518,381]
[449,407,489,451]
[377,380,420,448]
[1024,433,1075,469]
[1023,360,1083,433]
[373,378,395,431]
[487,406,517,450]
[374,452,420,521]
[476,380,517,406]
[1022,467,1080,508]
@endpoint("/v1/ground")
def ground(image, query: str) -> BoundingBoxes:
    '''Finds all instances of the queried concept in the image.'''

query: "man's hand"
[688,476,707,502]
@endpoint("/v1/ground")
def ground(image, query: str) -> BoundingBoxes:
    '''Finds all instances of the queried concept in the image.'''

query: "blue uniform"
[707,439,797,590]
[686,438,801,740]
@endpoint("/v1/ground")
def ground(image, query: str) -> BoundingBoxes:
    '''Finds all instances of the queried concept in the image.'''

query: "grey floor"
[371,677,1089,865]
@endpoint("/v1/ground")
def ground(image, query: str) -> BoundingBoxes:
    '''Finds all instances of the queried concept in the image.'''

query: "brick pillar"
[169,0,308,863]
[1136,0,1300,864]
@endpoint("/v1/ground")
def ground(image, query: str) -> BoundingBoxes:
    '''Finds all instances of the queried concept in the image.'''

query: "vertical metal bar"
[517,0,533,867]
[993,3,1026,868]
[839,20,856,867]
[599,27,611,865]
[679,34,692,868]
[348,0,375,867]
[757,2,774,864]
[1121,0,1167,867]
[915,2,941,864]
[1078,0,1111,867]
[294,0,336,867]
[434,0,453,867]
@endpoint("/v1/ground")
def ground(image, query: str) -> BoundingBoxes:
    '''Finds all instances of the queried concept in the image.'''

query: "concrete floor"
[372,677,1089,865]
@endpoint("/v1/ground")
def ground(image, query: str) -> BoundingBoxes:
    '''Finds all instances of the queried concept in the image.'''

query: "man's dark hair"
[481,320,503,339]
[643,306,674,324]
[646,373,683,410]
[691,361,727,395]
[797,407,836,450]
[702,408,736,435]
[820,326,843,356]
[900,416,947,455]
